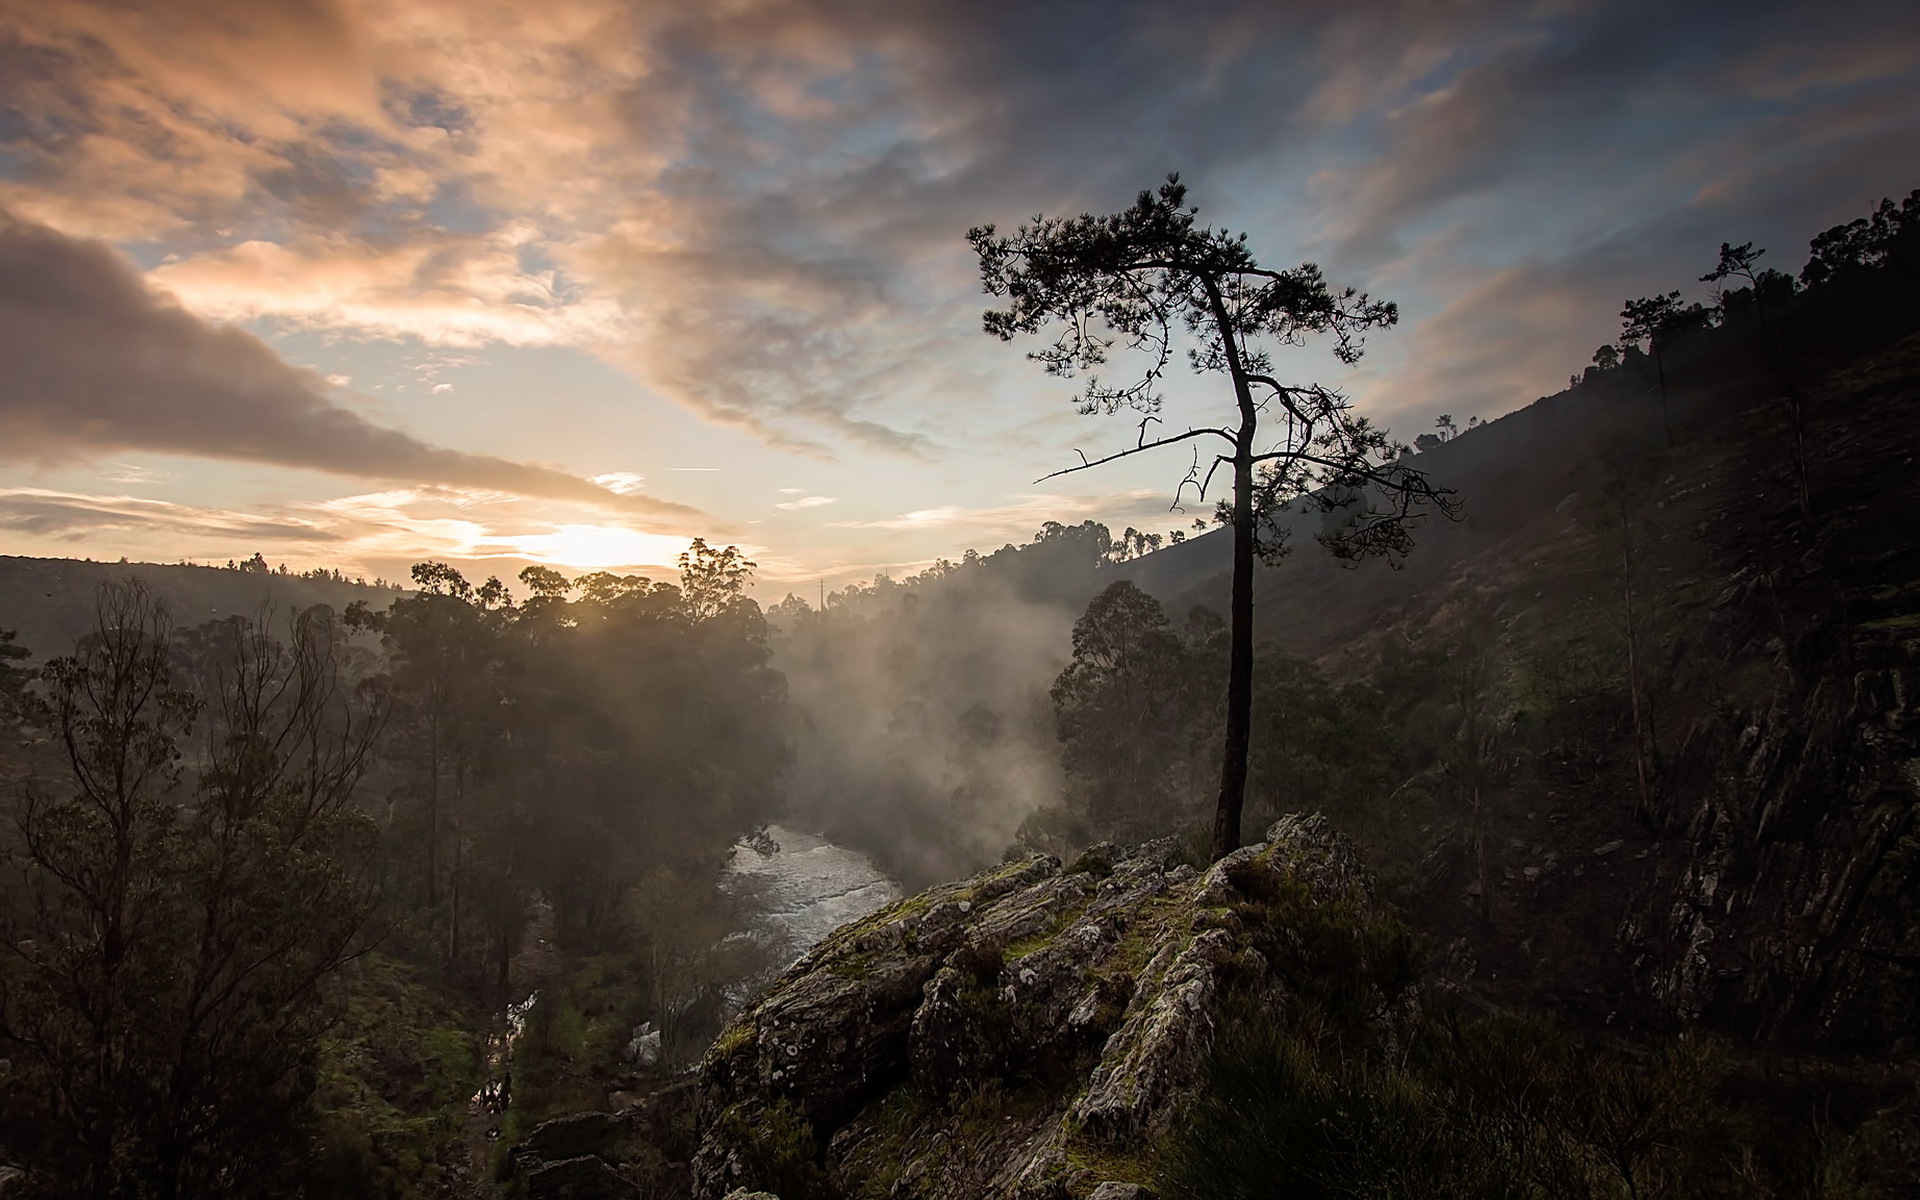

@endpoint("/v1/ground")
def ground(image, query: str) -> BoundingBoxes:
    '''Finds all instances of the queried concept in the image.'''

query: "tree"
[1435,619,1516,924]
[1595,448,1670,823]
[1702,241,1812,527]
[1,584,381,1198]
[970,174,1452,858]
[1618,291,1713,447]
[1799,188,1920,292]
[0,627,30,722]
[355,562,506,939]
[2,582,196,1198]
[1051,581,1190,839]
[680,538,756,622]
[1243,650,1397,841]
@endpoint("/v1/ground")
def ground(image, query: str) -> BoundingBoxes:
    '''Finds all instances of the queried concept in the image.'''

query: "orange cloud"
[0,212,709,529]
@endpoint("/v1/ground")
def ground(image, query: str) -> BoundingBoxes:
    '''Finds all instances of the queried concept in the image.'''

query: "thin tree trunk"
[1472,781,1489,924]
[427,717,441,909]
[1654,344,1674,447]
[1211,443,1255,861]
[1622,551,1654,819]
[1752,290,1814,531]
[448,772,464,966]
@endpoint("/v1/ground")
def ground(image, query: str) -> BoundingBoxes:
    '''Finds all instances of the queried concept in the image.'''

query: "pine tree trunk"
[1210,444,1255,861]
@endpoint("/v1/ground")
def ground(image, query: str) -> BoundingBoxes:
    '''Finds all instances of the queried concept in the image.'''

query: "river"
[469,824,899,1175]
[723,824,903,971]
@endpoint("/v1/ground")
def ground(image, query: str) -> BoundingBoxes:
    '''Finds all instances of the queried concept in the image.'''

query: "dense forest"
[0,187,1916,1196]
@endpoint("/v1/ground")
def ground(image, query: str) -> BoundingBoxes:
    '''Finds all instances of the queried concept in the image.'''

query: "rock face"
[507,1082,699,1199]
[692,815,1398,1200]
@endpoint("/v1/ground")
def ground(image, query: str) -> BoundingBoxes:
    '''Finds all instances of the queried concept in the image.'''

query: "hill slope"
[0,557,401,659]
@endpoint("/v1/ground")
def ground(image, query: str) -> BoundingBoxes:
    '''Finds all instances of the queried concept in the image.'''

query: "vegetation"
[0,583,381,1198]
[0,543,792,1195]
[1158,999,1907,1200]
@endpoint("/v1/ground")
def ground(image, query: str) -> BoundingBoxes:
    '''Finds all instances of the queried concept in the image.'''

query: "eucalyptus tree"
[970,175,1451,858]
[1052,580,1191,840]
[1,584,381,1198]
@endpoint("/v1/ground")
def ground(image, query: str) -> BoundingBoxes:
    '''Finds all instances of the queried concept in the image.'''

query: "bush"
[1158,996,1892,1200]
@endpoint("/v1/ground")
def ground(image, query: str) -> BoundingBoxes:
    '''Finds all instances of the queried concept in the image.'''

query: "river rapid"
[724,824,903,971]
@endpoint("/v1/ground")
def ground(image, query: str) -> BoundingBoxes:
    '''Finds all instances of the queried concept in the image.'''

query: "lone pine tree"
[970,175,1451,859]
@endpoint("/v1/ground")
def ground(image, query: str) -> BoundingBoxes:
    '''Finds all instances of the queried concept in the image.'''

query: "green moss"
[712,1022,757,1063]
[1064,1141,1156,1188]
[824,951,880,979]
[831,1088,939,1196]
[1065,849,1116,878]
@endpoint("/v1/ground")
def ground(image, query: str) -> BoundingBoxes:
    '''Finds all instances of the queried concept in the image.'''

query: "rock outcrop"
[691,814,1408,1200]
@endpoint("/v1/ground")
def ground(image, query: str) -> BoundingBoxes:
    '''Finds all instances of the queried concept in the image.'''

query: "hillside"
[0,556,402,660]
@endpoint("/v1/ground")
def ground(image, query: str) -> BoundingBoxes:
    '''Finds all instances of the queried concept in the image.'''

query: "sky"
[0,0,1915,597]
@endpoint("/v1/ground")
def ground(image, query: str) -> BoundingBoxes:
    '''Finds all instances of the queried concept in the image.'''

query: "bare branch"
[1033,426,1237,484]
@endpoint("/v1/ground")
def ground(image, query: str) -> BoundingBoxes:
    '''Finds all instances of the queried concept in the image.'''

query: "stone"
[524,1153,627,1200]
[521,1111,621,1164]
[624,1021,662,1067]
[693,815,1388,1200]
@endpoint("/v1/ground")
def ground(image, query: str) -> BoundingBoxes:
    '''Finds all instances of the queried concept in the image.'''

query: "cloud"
[592,472,648,494]
[148,226,625,348]
[774,495,837,510]
[3,0,1916,464]
[0,213,711,529]
[1312,0,1920,263]
[828,490,1172,536]
[0,484,706,579]
[0,488,340,543]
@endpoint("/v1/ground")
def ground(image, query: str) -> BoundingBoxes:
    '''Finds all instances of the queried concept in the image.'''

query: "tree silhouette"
[3,584,381,1197]
[1619,293,1683,446]
[970,174,1452,858]
[1051,580,1190,840]
[1702,241,1811,527]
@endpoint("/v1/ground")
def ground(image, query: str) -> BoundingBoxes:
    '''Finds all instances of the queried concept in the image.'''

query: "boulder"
[625,1020,663,1067]
[521,1111,622,1164]
[524,1153,629,1200]
[693,816,1394,1200]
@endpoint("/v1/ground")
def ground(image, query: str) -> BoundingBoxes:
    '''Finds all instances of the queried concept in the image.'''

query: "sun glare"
[501,523,693,571]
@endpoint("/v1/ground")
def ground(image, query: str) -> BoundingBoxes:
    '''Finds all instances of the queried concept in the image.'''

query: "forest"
[0,186,1917,1197]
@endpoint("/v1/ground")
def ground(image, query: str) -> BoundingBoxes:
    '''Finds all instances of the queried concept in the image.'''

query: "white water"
[725,824,902,969]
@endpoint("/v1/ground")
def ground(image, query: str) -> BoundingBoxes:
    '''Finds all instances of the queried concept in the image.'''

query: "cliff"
[691,814,1405,1200]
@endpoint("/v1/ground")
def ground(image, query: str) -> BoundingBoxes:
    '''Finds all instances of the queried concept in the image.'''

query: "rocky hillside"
[490,817,1399,1199]
[1116,333,1920,1052]
[504,815,1916,1199]
[698,815,1398,1199]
